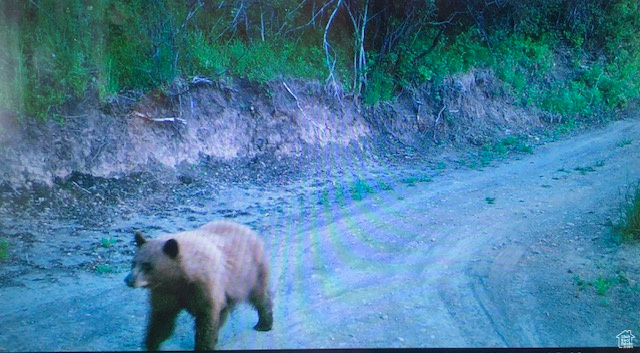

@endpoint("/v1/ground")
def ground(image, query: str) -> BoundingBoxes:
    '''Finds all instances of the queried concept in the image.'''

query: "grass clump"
[350,179,374,201]
[617,139,633,147]
[615,183,640,242]
[401,175,432,187]
[95,264,113,274]
[100,237,116,248]
[0,238,9,261]
[480,136,533,166]
[595,276,611,296]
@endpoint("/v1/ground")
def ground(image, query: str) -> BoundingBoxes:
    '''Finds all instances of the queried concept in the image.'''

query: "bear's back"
[199,221,268,303]
[152,230,227,289]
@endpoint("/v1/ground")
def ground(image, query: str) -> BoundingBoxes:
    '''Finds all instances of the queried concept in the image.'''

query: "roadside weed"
[350,179,374,201]
[401,175,432,187]
[573,272,631,297]
[573,275,588,291]
[318,189,330,206]
[0,238,9,261]
[378,181,393,191]
[100,237,117,248]
[616,139,633,147]
[95,265,114,274]
[479,136,533,166]
[595,276,611,296]
[615,182,640,242]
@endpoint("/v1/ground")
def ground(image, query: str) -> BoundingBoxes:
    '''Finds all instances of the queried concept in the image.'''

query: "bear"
[124,220,273,351]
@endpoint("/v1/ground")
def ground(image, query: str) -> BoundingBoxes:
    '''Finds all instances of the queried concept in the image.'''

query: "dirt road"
[1,118,640,350]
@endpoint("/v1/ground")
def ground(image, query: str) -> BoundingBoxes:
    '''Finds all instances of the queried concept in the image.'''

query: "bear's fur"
[125,220,273,351]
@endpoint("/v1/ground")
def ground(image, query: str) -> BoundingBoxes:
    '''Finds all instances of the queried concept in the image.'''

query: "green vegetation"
[401,175,432,187]
[595,276,611,296]
[1,0,639,121]
[615,183,640,241]
[100,237,117,248]
[350,178,373,201]
[480,136,533,166]
[0,238,9,261]
[617,139,633,148]
[573,272,631,296]
[95,264,114,274]
[573,275,588,291]
[378,181,393,191]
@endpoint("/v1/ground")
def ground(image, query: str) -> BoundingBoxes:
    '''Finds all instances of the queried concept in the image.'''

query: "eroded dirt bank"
[0,72,540,188]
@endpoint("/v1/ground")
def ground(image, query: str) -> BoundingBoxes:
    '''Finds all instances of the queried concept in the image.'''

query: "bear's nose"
[124,273,135,287]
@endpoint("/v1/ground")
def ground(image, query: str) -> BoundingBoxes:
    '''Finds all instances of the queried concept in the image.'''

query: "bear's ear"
[135,231,147,247]
[163,239,179,259]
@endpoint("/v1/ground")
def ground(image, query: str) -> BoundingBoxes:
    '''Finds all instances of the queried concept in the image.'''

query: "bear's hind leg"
[250,289,273,331]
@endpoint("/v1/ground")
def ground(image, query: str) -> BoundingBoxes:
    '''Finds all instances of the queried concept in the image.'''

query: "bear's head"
[125,231,182,289]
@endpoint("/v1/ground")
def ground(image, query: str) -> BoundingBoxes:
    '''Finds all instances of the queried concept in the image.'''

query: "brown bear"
[125,220,273,351]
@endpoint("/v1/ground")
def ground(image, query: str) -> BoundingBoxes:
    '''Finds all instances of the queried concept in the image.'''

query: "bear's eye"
[141,262,154,272]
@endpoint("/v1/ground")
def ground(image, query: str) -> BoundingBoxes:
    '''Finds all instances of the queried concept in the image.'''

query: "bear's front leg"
[146,307,180,350]
[194,308,222,351]
[145,293,181,350]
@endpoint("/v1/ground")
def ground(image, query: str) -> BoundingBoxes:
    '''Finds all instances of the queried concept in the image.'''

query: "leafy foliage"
[1,0,639,120]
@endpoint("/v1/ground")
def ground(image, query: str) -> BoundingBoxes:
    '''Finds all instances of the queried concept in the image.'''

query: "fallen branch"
[1,176,19,195]
[72,181,92,194]
[133,111,187,125]
[90,141,107,164]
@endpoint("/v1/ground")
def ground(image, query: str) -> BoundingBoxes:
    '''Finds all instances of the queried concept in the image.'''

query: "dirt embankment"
[0,71,541,189]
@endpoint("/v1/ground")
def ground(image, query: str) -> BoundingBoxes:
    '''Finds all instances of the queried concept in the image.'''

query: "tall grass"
[0,238,9,261]
[617,183,640,242]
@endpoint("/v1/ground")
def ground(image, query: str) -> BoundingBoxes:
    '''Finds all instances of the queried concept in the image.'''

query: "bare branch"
[433,105,446,142]
[323,0,342,94]
[284,0,336,36]
[133,111,187,125]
